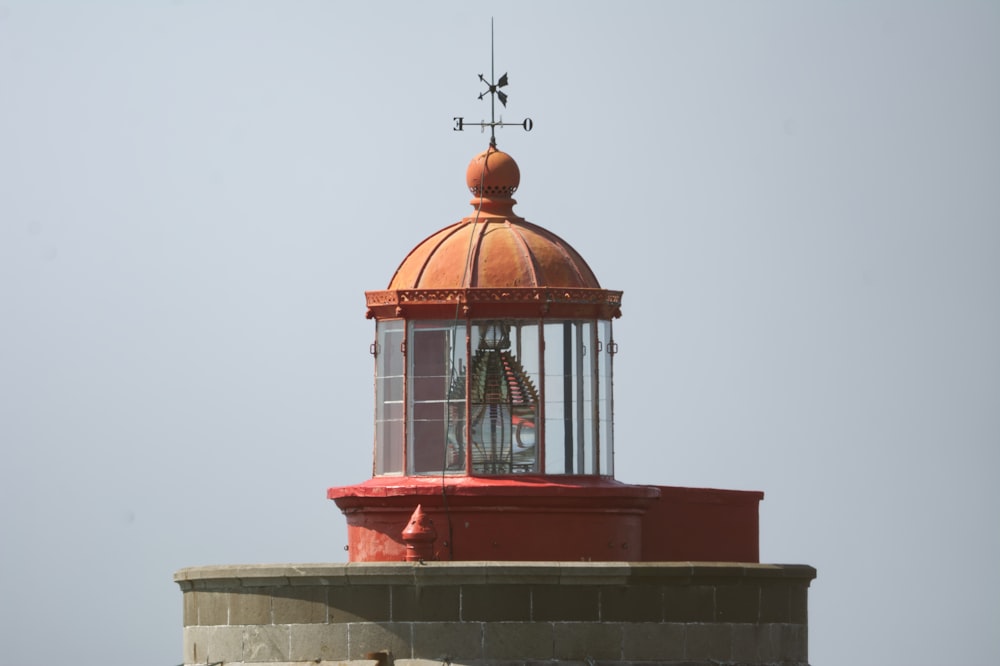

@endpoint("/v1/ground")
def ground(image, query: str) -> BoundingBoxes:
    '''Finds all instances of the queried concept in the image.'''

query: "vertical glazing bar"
[371,331,378,476]
[590,321,601,474]
[575,321,585,474]
[563,321,573,474]
[464,319,473,475]
[404,321,412,474]
[537,319,546,473]
[607,321,615,477]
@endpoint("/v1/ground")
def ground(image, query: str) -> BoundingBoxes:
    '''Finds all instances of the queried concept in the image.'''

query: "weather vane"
[453,18,533,147]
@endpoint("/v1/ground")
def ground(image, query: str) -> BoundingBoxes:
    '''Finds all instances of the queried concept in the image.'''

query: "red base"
[328,477,762,563]
[643,486,763,562]
[329,476,657,562]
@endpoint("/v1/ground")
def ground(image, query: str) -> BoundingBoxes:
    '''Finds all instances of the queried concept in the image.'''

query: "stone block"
[558,561,634,586]
[621,622,684,661]
[776,622,808,661]
[461,583,531,621]
[392,584,461,621]
[182,590,197,627]
[283,563,352,579]
[195,590,230,626]
[715,583,760,622]
[190,577,242,591]
[184,625,243,664]
[553,622,622,661]
[273,585,328,624]
[347,622,413,661]
[178,563,336,582]
[483,621,553,660]
[732,622,777,663]
[533,584,600,621]
[330,585,392,622]
[230,590,274,625]
[662,584,714,622]
[600,584,663,622]
[347,563,428,585]
[289,622,349,661]
[410,562,490,585]
[685,622,732,662]
[411,621,483,660]
[759,581,790,622]
[244,624,290,661]
[241,576,291,588]
[625,562,695,585]
[688,563,749,582]
[790,583,809,624]
[743,563,817,580]
[484,562,565,584]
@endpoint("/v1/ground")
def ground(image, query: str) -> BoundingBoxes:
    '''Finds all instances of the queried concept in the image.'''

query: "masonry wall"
[175,562,815,666]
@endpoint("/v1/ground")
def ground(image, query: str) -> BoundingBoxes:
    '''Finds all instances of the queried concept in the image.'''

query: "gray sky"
[1,2,998,664]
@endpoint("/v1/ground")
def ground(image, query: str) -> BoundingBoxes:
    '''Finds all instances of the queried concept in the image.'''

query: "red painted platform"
[328,478,762,563]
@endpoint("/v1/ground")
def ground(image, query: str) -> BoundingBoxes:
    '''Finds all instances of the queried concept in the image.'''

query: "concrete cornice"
[174,561,817,590]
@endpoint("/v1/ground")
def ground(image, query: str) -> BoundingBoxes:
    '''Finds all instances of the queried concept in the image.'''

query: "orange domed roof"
[366,146,621,321]
[388,147,600,290]
[387,218,601,290]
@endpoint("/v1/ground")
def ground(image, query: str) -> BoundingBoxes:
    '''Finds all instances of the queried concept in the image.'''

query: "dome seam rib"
[466,219,491,289]
[507,222,541,287]
[408,222,466,288]
[518,219,601,288]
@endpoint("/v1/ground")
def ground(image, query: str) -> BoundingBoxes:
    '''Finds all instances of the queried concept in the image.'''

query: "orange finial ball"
[466,145,520,199]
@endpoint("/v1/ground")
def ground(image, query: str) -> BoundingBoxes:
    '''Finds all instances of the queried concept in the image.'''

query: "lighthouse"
[327,143,663,563]
[175,71,815,666]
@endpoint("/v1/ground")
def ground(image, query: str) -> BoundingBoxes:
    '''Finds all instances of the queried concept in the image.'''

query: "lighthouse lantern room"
[365,146,620,479]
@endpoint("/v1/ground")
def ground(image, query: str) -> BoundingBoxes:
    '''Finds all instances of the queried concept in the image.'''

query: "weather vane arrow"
[479,72,509,106]
[453,19,533,147]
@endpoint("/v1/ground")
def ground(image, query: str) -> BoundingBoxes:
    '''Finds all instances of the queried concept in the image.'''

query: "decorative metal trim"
[366,288,623,308]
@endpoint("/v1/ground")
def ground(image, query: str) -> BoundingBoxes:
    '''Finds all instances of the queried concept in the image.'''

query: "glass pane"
[376,377,403,403]
[374,320,404,475]
[543,320,598,475]
[375,417,403,474]
[579,321,595,474]
[468,320,540,474]
[543,322,572,474]
[408,321,465,475]
[599,320,615,476]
